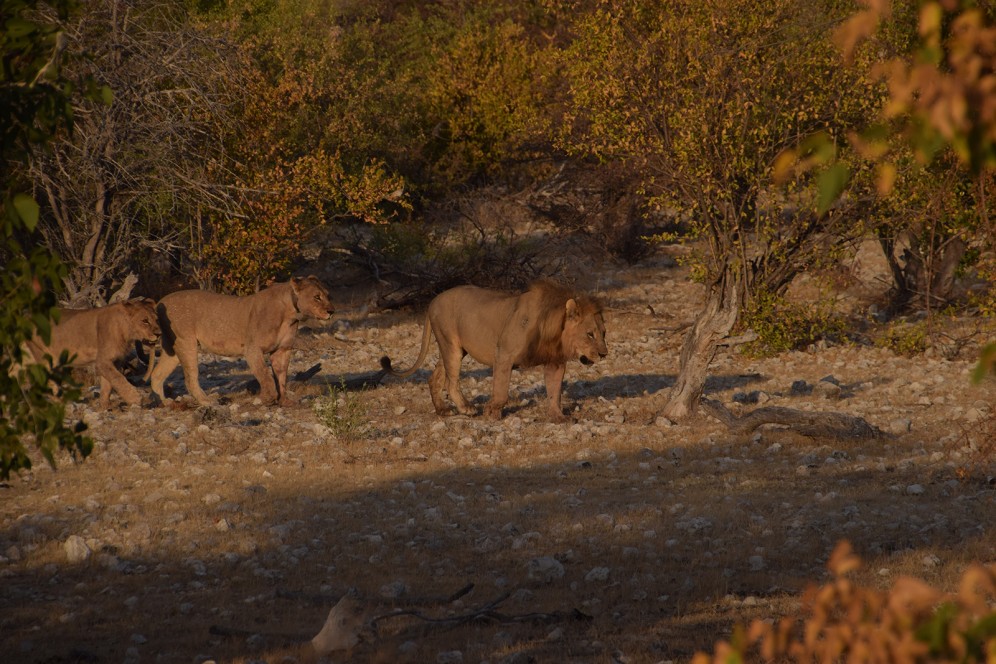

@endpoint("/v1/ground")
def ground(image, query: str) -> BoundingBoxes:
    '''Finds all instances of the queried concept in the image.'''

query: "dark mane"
[525,279,603,366]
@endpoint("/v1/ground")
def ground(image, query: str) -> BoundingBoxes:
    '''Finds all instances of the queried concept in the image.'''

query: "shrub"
[740,291,849,357]
[875,320,929,356]
[694,540,996,664]
[312,381,368,441]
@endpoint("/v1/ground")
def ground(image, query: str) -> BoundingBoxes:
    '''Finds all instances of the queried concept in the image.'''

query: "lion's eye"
[587,332,595,339]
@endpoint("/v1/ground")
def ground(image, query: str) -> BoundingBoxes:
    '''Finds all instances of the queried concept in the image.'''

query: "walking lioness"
[150,276,334,405]
[25,298,161,408]
[381,280,607,422]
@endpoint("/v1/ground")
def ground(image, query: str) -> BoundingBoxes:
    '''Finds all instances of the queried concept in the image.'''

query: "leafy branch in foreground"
[2,0,94,478]
[694,540,996,664]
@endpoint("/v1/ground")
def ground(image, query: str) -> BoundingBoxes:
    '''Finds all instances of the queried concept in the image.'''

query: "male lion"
[25,298,161,408]
[149,276,333,406]
[381,280,607,422]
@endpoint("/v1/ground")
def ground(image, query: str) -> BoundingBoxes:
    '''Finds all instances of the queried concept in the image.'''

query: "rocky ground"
[1,248,995,664]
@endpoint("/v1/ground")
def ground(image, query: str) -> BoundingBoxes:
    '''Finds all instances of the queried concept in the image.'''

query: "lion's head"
[291,276,335,321]
[564,296,607,366]
[125,298,161,343]
[528,281,607,366]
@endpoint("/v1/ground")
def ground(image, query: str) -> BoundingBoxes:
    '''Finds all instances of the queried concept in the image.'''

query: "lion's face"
[293,276,335,321]
[563,301,607,366]
[127,299,161,343]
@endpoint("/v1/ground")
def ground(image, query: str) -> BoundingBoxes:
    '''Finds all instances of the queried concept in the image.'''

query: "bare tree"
[26,0,249,304]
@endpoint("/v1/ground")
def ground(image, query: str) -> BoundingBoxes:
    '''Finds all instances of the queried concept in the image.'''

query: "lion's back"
[159,290,252,344]
[428,286,525,366]
[43,308,101,364]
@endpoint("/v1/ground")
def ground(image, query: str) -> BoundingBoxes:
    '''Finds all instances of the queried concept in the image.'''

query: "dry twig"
[701,398,887,440]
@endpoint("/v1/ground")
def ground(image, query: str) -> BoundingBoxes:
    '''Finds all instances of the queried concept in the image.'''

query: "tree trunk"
[661,267,742,420]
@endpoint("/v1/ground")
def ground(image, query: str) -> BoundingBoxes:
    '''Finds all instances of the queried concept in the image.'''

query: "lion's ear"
[121,300,142,318]
[565,298,580,320]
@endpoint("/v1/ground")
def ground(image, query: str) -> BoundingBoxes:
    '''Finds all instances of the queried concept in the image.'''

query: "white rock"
[585,566,611,582]
[906,484,925,495]
[526,556,565,583]
[380,581,407,599]
[64,536,91,564]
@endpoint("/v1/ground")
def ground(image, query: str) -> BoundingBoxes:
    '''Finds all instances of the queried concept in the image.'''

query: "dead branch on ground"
[701,398,888,440]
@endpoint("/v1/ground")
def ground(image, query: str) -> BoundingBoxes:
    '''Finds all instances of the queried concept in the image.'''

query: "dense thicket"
[7,0,991,299]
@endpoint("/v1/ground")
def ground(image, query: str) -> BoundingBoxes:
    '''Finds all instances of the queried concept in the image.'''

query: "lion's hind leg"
[428,362,451,415]
[173,339,213,405]
[435,348,476,417]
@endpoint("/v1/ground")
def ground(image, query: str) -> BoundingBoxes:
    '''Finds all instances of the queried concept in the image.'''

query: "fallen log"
[701,398,888,440]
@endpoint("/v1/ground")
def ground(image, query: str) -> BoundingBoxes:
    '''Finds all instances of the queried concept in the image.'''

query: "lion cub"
[25,298,161,408]
[381,280,607,422]
[150,276,333,406]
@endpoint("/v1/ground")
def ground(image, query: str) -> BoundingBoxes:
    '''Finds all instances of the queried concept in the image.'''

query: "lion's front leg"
[485,355,514,420]
[246,346,279,404]
[543,363,569,423]
[96,358,141,408]
[270,347,296,406]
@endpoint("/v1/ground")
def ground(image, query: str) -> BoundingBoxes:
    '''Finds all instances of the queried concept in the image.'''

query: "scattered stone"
[813,380,842,399]
[906,484,925,496]
[64,536,91,564]
[585,566,611,582]
[527,556,565,583]
[380,581,407,599]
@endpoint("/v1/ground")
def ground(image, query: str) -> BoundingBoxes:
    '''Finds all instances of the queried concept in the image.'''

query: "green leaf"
[972,343,996,383]
[31,313,51,344]
[5,17,38,39]
[816,163,849,214]
[12,194,40,231]
[101,85,113,105]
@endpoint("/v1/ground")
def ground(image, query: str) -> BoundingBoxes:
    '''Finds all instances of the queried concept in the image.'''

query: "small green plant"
[740,290,848,357]
[312,381,368,440]
[876,320,929,357]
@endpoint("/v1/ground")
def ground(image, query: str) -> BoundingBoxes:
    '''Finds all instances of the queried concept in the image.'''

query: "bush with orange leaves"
[694,541,996,663]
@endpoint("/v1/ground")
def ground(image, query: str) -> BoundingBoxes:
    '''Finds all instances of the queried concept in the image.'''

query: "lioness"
[25,298,161,408]
[381,280,607,422]
[149,276,334,406]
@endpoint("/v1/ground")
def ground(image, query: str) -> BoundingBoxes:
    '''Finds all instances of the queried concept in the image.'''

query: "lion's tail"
[380,314,433,379]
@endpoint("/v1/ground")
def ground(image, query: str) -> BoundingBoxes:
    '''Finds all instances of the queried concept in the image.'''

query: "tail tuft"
[380,356,393,372]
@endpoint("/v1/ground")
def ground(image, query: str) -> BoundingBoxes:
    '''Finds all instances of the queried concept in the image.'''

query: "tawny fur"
[25,298,161,408]
[381,280,607,422]
[149,276,334,406]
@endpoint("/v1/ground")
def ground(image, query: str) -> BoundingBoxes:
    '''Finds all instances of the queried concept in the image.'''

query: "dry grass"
[2,260,995,664]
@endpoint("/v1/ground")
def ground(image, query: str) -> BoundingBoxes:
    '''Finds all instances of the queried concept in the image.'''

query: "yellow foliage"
[696,540,996,663]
